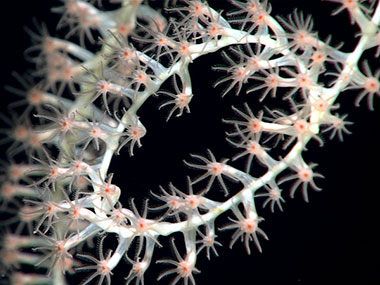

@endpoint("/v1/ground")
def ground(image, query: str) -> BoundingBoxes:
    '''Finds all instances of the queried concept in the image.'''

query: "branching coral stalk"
[0,0,379,284]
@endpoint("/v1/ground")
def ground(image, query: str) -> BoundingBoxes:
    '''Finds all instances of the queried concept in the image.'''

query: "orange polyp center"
[101,264,108,273]
[65,68,72,77]
[346,0,355,8]
[295,120,309,134]
[366,79,379,91]
[3,183,15,198]
[180,261,191,275]
[73,208,79,216]
[171,200,180,209]
[269,75,278,86]
[211,164,222,174]
[245,219,257,232]
[299,168,312,181]
[183,265,189,273]
[16,126,28,139]
[57,243,64,252]
[30,92,41,104]
[312,52,326,65]
[139,221,147,231]
[138,74,146,82]
[119,25,128,36]
[252,120,261,132]
[11,168,22,179]
[188,196,199,208]
[257,13,267,24]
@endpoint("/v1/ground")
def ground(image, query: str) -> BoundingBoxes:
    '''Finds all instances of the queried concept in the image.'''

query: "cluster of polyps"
[0,0,379,284]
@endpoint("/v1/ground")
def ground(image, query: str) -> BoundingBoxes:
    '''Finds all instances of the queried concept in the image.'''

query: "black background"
[0,1,379,284]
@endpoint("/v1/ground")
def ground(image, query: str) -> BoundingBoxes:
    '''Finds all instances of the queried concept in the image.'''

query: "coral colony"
[0,0,379,284]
